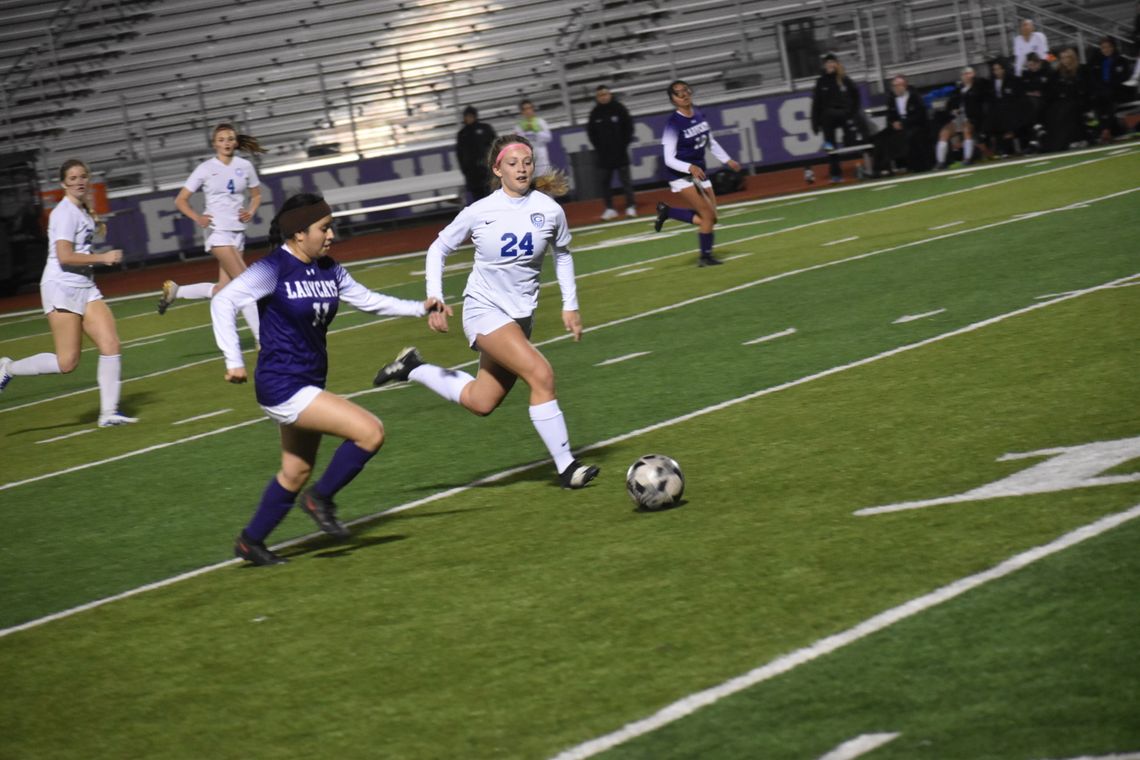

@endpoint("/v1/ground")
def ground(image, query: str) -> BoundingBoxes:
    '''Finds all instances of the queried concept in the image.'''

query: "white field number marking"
[855,436,1140,516]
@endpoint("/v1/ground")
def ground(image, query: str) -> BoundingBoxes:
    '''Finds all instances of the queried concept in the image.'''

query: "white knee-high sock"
[97,354,122,416]
[178,282,215,300]
[936,140,948,164]
[528,399,575,473]
[408,364,474,404]
[240,303,261,344]
[963,139,975,162]
[9,352,62,375]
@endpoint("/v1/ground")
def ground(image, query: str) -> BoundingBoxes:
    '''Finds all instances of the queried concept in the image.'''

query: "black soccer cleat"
[299,488,351,539]
[234,532,287,566]
[559,460,600,489]
[157,280,178,315]
[654,202,670,233]
[373,346,424,387]
[698,254,724,267]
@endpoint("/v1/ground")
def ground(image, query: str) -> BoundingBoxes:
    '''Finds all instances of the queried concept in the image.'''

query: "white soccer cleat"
[98,411,139,427]
[600,208,619,221]
[0,357,12,393]
[157,280,179,315]
[625,206,638,217]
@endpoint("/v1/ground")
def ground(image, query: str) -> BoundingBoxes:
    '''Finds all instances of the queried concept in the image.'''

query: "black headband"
[278,200,332,238]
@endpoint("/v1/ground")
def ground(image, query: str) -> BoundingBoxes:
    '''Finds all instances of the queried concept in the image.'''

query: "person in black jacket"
[987,58,1025,156]
[1087,37,1131,139]
[811,53,863,183]
[1020,52,1054,149]
[935,66,988,168]
[1046,47,1088,151]
[587,85,637,219]
[456,105,497,203]
[874,74,930,175]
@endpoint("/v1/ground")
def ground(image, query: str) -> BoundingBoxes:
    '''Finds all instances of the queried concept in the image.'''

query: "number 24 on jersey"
[500,232,534,257]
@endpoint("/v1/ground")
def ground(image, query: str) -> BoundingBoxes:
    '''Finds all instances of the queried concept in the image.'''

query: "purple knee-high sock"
[667,207,696,224]
[698,232,714,256]
[314,441,377,499]
[245,477,298,542]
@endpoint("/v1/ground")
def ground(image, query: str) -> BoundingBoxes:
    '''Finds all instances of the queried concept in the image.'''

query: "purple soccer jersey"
[661,107,732,181]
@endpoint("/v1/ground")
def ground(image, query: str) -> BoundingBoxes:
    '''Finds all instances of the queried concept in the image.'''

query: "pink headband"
[495,142,532,165]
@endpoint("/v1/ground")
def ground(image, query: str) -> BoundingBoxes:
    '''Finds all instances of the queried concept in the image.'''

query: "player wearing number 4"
[0,159,137,426]
[160,123,264,345]
[211,193,444,566]
[654,80,742,267]
[372,134,600,490]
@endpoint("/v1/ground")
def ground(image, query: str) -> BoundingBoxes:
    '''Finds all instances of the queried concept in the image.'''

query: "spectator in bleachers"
[1020,53,1053,151]
[1013,19,1049,77]
[1126,3,1140,87]
[986,58,1025,156]
[1045,47,1088,151]
[517,100,553,175]
[456,105,496,203]
[810,53,863,183]
[1087,37,1131,140]
[935,67,987,169]
[874,74,930,175]
[587,85,637,220]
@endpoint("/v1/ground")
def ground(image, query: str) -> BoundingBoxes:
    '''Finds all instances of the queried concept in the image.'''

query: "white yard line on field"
[549,503,1140,759]
[172,409,232,426]
[823,236,859,246]
[928,220,963,230]
[594,352,651,367]
[721,253,752,262]
[1,271,1136,639]
[818,733,902,760]
[35,429,95,445]
[871,184,899,191]
[893,308,946,324]
[744,327,796,345]
[615,268,653,277]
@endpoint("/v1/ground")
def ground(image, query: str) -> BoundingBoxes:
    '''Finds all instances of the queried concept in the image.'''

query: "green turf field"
[1,147,1138,759]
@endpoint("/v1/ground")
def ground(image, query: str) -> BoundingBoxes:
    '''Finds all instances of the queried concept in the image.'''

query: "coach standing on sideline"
[456,105,496,203]
[587,85,637,220]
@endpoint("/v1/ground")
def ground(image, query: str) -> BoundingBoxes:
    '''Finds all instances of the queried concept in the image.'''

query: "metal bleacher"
[1,0,1134,196]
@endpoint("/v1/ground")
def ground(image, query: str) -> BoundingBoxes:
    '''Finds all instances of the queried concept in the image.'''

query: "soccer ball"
[626,454,685,510]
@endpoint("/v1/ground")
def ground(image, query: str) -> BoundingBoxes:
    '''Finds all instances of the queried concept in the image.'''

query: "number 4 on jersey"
[500,232,534,257]
[226,179,236,193]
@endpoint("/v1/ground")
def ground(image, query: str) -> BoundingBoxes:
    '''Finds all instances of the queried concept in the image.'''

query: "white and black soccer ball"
[626,454,685,510]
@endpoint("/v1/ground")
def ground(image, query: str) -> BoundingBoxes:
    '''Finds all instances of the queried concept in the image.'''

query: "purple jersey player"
[653,80,742,267]
[211,193,448,565]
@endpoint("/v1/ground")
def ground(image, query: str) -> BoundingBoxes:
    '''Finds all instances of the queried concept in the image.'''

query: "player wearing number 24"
[210,193,446,565]
[372,133,600,490]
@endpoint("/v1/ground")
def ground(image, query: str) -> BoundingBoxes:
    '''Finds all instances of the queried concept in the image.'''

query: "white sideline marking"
[871,184,899,191]
[121,338,165,350]
[948,172,976,179]
[2,272,1134,638]
[818,733,901,760]
[549,503,1140,760]
[717,217,784,230]
[615,268,653,277]
[928,220,963,230]
[721,253,752,262]
[744,327,796,345]
[893,308,946,324]
[823,236,859,246]
[35,429,95,445]
[1027,161,1051,167]
[1106,148,1132,156]
[1035,290,1082,300]
[172,409,232,426]
[595,352,651,367]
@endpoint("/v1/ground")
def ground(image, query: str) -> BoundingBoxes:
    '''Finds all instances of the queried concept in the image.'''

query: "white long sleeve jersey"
[425,188,578,318]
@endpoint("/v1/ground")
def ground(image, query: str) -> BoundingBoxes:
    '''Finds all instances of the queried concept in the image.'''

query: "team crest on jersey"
[530,213,545,229]
[235,168,244,177]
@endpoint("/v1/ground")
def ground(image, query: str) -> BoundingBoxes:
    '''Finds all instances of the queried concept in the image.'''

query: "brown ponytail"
[213,123,267,154]
[486,133,569,197]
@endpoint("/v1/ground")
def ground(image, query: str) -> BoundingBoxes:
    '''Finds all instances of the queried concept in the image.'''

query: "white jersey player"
[159,123,264,345]
[0,159,137,426]
[372,134,599,489]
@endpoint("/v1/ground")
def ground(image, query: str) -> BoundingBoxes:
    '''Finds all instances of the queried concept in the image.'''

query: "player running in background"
[0,160,137,426]
[653,80,742,267]
[160,123,265,344]
[371,134,599,490]
[516,100,554,175]
[211,193,444,566]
